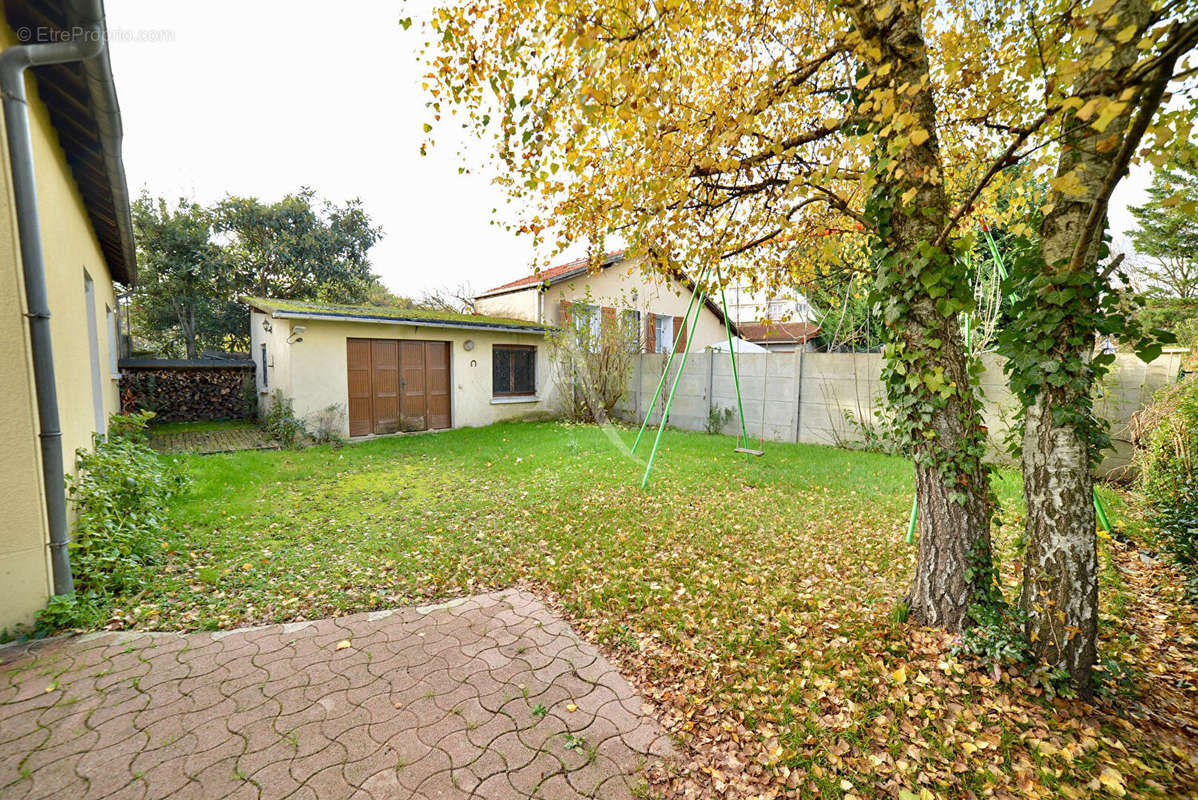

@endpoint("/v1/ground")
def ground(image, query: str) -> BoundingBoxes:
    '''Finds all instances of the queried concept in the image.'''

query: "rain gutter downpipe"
[1,0,107,596]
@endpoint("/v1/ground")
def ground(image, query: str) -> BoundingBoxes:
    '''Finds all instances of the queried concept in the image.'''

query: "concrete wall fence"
[616,351,1184,475]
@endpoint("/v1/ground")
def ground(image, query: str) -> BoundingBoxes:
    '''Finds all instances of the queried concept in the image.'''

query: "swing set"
[629,225,1114,539]
[632,264,763,489]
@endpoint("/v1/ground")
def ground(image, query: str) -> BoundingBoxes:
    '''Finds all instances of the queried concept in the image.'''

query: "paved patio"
[0,590,674,799]
[149,425,276,455]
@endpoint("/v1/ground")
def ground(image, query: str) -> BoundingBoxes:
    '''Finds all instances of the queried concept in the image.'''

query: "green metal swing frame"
[632,265,756,488]
[905,225,1113,543]
[627,233,1115,534]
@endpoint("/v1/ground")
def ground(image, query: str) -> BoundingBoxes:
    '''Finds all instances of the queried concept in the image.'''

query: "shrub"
[38,412,188,630]
[1139,376,1198,576]
[241,374,258,417]
[107,409,155,444]
[263,390,306,448]
[68,417,187,595]
[843,396,905,456]
[309,403,347,447]
[706,406,734,435]
[548,289,643,423]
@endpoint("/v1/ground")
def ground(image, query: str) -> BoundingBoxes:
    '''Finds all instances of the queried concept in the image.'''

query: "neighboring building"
[473,252,736,353]
[1,2,136,628]
[725,284,816,327]
[724,283,820,352]
[736,321,821,353]
[245,297,559,438]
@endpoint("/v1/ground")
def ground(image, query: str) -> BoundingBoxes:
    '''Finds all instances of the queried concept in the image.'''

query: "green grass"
[149,419,258,435]
[115,421,1195,799]
[153,422,933,626]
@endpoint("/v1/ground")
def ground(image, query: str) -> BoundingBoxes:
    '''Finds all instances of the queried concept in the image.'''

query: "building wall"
[475,257,729,351]
[472,288,540,324]
[252,315,560,437]
[0,20,123,629]
[250,310,295,406]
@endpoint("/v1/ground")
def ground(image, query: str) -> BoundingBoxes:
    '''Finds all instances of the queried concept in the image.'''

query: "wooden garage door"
[347,338,451,435]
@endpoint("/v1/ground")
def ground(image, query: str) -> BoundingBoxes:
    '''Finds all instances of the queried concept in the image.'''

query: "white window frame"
[83,270,105,434]
[581,304,601,342]
[655,315,674,354]
[106,304,120,378]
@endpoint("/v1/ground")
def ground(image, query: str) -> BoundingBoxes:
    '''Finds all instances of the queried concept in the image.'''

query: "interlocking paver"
[0,590,674,799]
[149,426,276,455]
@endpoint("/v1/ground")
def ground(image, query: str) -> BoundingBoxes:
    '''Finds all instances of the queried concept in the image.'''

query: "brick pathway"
[0,591,673,799]
[150,426,276,455]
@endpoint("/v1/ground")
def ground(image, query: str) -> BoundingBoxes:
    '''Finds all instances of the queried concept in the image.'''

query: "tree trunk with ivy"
[846,1,993,631]
[1014,0,1174,697]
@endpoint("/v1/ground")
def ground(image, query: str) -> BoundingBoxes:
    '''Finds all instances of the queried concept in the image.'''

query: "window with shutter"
[654,315,673,354]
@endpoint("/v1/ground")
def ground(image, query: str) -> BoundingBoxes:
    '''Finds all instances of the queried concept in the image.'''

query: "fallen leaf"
[1098,766,1126,796]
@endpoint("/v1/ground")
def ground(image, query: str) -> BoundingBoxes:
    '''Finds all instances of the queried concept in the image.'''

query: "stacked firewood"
[120,366,256,422]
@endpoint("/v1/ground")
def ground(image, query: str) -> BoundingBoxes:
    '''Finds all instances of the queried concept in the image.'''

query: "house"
[473,251,736,353]
[245,297,559,438]
[1,1,136,628]
[725,284,816,327]
[724,283,821,353]
[735,321,822,353]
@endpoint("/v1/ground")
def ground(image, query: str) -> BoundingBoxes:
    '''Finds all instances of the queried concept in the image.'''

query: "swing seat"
[734,447,765,457]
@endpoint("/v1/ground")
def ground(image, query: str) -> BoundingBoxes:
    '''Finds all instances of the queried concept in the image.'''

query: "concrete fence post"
[634,353,642,424]
[794,347,804,443]
[706,350,715,428]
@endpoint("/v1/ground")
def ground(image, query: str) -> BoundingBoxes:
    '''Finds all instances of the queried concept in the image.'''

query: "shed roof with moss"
[241,296,554,334]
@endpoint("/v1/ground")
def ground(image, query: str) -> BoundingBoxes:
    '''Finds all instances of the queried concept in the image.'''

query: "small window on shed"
[493,345,536,396]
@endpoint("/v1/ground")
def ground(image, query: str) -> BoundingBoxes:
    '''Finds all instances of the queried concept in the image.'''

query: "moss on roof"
[241,296,551,330]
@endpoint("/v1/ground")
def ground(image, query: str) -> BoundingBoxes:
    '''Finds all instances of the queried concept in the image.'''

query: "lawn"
[130,421,1196,799]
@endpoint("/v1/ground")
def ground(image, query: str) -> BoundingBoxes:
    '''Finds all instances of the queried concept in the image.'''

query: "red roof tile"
[479,251,626,296]
[738,320,821,344]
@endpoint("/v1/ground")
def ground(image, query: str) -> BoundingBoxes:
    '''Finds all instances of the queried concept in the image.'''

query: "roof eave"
[251,305,553,335]
[477,252,624,298]
[78,20,135,285]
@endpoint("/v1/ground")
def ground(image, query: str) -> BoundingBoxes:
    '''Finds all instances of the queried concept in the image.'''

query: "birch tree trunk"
[1020,0,1156,696]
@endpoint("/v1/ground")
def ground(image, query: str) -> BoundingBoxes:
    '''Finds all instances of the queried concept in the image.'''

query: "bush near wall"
[1138,375,1198,585]
[119,360,256,422]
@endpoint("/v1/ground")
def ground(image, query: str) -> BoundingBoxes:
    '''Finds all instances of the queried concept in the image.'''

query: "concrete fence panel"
[622,349,1183,474]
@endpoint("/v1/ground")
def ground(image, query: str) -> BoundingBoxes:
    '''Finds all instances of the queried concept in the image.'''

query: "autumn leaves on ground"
[132,422,1197,799]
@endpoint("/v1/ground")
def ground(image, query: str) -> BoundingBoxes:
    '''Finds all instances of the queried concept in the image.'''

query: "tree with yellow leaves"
[423,0,1197,693]
[988,0,1196,695]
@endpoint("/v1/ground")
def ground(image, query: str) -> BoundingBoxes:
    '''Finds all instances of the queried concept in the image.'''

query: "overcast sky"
[104,2,1152,300]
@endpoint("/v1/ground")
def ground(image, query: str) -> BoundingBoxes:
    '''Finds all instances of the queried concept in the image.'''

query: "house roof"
[477,250,738,332]
[477,251,626,297]
[241,296,554,335]
[5,0,136,284]
[738,320,821,345]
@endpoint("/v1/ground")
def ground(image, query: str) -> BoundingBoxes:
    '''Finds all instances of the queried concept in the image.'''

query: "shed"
[244,297,557,438]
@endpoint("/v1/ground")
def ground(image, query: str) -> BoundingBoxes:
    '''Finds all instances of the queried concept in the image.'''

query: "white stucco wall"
[252,313,559,437]
[0,16,124,628]
[475,257,729,350]
[472,288,540,323]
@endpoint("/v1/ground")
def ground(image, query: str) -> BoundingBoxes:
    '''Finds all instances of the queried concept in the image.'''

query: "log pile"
[120,363,256,422]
